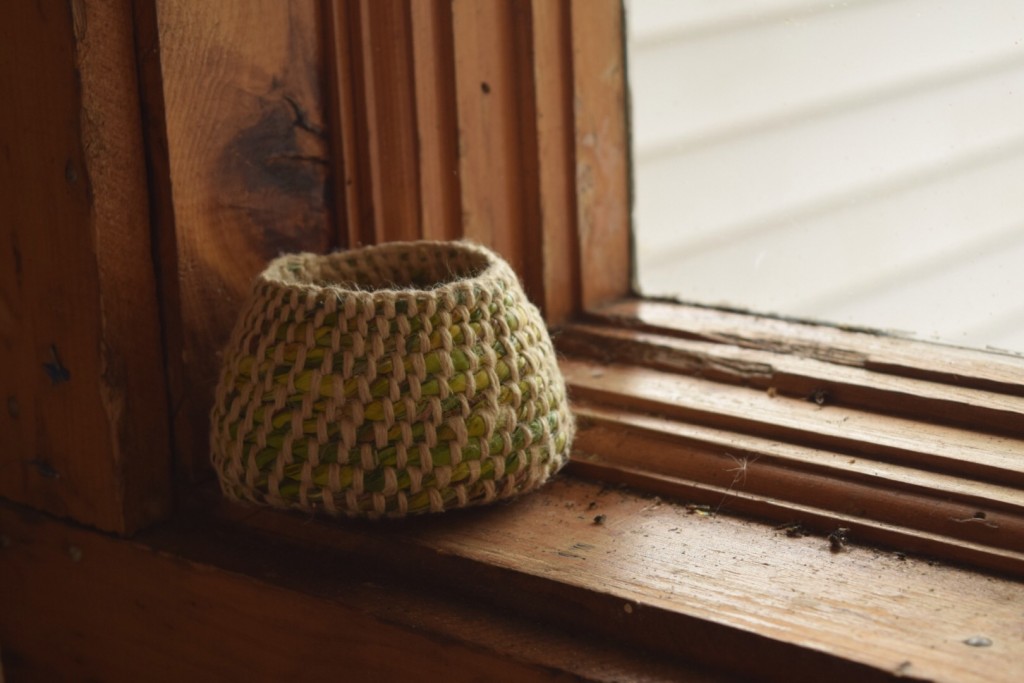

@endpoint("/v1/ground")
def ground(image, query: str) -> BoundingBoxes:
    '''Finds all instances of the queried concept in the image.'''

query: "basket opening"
[282,243,493,292]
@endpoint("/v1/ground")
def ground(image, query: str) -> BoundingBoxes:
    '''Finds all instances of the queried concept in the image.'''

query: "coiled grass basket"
[210,241,574,518]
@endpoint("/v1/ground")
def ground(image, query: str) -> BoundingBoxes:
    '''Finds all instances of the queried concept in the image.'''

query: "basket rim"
[259,240,515,301]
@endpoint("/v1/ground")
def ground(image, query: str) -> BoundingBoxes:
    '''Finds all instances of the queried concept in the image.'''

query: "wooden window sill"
[3,473,1021,682]
[4,299,1021,681]
[559,298,1024,577]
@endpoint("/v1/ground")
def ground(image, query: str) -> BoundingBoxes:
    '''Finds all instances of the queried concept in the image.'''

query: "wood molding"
[530,0,583,325]
[558,299,1024,576]
[593,299,1024,395]
[325,0,630,324]
[571,0,633,310]
[409,0,462,243]
[327,0,427,248]
[559,323,1024,436]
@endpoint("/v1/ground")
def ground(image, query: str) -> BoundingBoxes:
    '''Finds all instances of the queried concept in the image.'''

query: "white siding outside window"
[628,0,1024,353]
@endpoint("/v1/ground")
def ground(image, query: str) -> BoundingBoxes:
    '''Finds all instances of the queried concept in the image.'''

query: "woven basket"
[210,240,574,518]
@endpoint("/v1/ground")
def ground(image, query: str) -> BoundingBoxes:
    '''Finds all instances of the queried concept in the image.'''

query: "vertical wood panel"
[571,0,633,308]
[351,0,423,243]
[530,0,581,324]
[325,0,368,248]
[410,0,462,242]
[0,0,172,533]
[329,0,456,246]
[359,0,423,243]
[450,0,533,279]
[151,0,335,479]
[325,0,631,324]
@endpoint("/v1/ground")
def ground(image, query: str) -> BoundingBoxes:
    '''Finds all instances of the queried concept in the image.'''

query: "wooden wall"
[142,0,337,480]
[148,0,630,482]
[0,0,172,534]
[0,0,629,530]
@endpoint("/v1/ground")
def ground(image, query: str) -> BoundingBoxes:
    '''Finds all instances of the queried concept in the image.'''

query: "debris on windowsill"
[828,527,851,553]
[775,521,811,538]
[808,388,830,407]
[963,636,993,648]
[949,511,999,529]
[640,496,662,513]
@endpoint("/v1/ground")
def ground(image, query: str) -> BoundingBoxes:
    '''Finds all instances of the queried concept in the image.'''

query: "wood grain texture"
[106,480,1024,682]
[0,0,171,533]
[409,0,462,242]
[325,0,366,247]
[152,0,335,479]
[0,501,721,683]
[230,478,1024,683]
[328,0,461,247]
[326,0,609,324]
[329,0,425,246]
[559,323,1024,435]
[571,0,632,308]
[570,403,1024,575]
[451,0,536,279]
[562,358,1024,487]
[559,301,1024,574]
[5,479,1022,681]
[594,299,1024,395]
[530,0,582,325]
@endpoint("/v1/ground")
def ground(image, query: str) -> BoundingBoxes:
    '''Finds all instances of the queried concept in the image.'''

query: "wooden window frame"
[2,1,1022,681]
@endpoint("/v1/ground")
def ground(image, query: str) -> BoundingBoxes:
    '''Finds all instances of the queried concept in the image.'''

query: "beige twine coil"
[210,240,574,518]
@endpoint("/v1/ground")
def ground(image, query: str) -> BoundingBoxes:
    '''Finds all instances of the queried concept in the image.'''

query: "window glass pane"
[628,0,1024,353]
